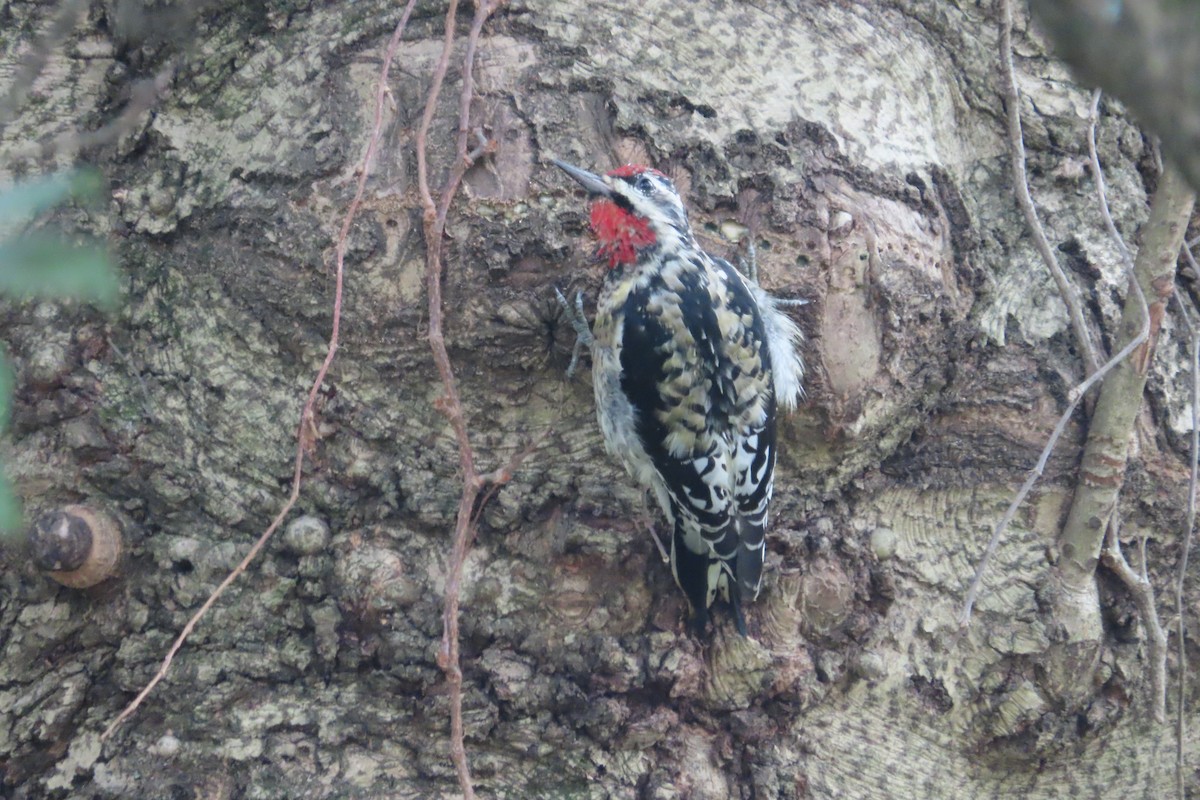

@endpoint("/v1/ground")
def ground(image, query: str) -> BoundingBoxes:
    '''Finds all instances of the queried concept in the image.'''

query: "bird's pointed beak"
[552,159,611,197]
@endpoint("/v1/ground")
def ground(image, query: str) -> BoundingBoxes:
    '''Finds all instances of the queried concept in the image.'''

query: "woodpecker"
[553,159,803,635]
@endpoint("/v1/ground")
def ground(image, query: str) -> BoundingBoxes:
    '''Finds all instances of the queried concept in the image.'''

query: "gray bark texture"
[1,1,1198,798]
[1030,0,1200,196]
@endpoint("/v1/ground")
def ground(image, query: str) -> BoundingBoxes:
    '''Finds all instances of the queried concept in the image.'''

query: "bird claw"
[738,239,808,306]
[555,288,593,378]
[738,239,760,284]
[774,296,810,307]
[647,524,670,564]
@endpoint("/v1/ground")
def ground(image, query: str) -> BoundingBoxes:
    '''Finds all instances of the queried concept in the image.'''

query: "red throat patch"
[590,199,656,269]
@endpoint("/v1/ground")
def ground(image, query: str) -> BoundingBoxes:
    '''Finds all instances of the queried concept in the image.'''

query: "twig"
[476,428,552,490]
[1088,91,1168,722]
[1056,166,1192,593]
[1101,516,1167,722]
[959,387,1082,625]
[1173,294,1199,800]
[999,0,1100,375]
[957,291,1151,627]
[415,2,505,797]
[1182,239,1200,279]
[959,91,1163,626]
[958,212,1155,628]
[100,2,421,740]
[961,71,1195,625]
[1086,90,1133,272]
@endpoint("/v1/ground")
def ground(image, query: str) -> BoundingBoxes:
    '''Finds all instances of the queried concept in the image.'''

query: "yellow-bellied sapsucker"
[553,159,804,635]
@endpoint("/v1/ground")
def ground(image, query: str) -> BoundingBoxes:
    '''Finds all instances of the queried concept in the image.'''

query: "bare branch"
[1057,167,1193,595]
[100,1,421,739]
[1173,293,1199,799]
[1101,517,1167,723]
[999,0,1100,375]
[959,89,1154,626]
[959,128,1194,628]
[959,387,1083,625]
[1083,90,1171,723]
[1086,90,1133,271]
[958,288,1151,626]
[1182,238,1200,280]
[416,2,505,797]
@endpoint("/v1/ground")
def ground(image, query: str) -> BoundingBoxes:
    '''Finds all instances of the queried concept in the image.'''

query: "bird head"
[553,160,692,269]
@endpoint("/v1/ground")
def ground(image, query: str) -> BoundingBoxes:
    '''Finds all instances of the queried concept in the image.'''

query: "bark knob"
[29,505,123,588]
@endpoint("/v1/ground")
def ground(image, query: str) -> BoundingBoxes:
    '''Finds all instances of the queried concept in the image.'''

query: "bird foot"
[738,238,761,283]
[737,239,808,306]
[774,296,810,307]
[554,288,594,378]
[636,515,670,565]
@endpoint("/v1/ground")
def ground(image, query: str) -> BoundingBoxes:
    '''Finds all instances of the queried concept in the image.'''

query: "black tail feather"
[672,525,712,632]
[736,534,765,602]
[672,524,752,637]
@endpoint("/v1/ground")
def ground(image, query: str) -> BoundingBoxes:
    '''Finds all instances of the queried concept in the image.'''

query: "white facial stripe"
[606,173,691,251]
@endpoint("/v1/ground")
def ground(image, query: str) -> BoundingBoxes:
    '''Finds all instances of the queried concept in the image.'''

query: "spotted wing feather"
[617,255,778,630]
[710,257,778,602]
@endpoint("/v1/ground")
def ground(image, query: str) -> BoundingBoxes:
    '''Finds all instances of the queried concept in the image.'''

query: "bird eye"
[635,175,655,195]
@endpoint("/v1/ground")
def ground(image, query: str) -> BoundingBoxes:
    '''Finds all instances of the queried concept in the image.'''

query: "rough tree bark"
[1,1,1197,798]
[1030,0,1200,196]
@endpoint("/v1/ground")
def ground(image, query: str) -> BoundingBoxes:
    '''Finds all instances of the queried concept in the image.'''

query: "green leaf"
[0,235,119,307]
[0,472,20,538]
[0,169,103,222]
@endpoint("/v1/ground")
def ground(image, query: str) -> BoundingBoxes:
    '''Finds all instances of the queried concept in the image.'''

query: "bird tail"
[671,524,712,634]
[671,519,762,637]
[735,514,766,603]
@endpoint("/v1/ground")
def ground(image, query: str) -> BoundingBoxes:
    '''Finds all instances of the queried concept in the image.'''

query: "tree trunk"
[1,1,1197,797]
